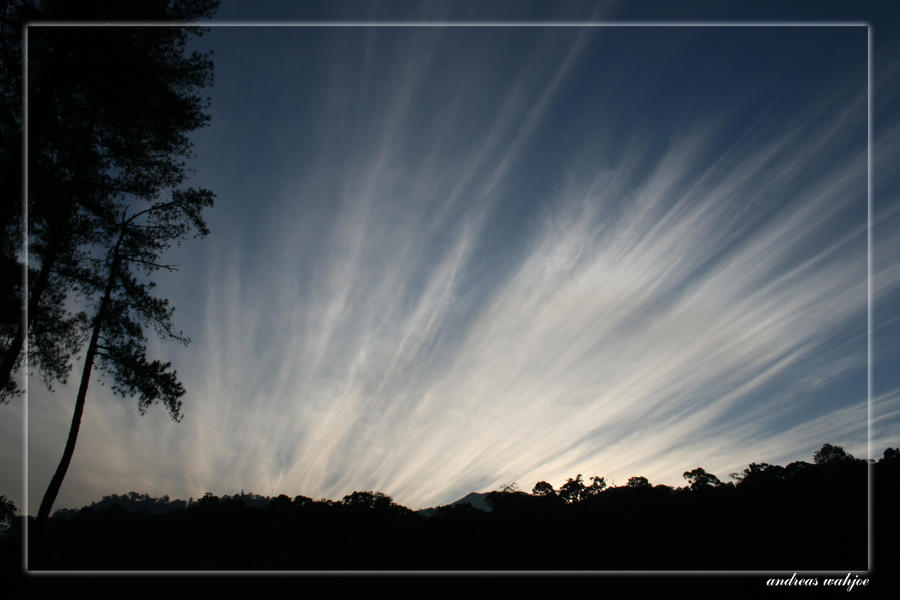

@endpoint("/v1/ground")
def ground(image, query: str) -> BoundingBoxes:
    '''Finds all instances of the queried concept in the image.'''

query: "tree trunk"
[36,230,121,528]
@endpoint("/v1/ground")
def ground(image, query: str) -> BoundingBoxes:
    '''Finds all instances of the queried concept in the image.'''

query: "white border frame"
[20,20,873,578]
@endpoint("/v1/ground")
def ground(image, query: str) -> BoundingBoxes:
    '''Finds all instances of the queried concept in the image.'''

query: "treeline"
[5,444,897,570]
[50,490,275,519]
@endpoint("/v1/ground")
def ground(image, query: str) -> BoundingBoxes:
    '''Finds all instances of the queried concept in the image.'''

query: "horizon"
[42,440,887,516]
[5,1,900,515]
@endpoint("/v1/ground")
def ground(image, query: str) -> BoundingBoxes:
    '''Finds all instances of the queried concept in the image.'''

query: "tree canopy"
[627,476,651,488]
[17,0,220,526]
[18,442,885,571]
[682,467,723,491]
[0,0,219,401]
[813,443,856,465]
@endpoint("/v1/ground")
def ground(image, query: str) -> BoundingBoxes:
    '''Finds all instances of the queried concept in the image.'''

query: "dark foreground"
[3,445,896,574]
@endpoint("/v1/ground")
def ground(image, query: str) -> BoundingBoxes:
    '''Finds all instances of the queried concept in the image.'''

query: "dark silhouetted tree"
[37,188,213,526]
[0,1,24,401]
[341,491,394,511]
[267,494,293,512]
[293,494,312,507]
[734,462,786,488]
[682,467,722,491]
[195,492,220,507]
[627,476,651,488]
[783,460,813,480]
[532,481,555,497]
[0,0,86,402]
[8,0,218,528]
[558,474,586,504]
[1,0,219,401]
[584,475,606,498]
[21,440,881,570]
[813,443,854,465]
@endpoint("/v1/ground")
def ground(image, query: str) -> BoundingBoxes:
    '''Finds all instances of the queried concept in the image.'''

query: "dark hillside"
[6,444,892,572]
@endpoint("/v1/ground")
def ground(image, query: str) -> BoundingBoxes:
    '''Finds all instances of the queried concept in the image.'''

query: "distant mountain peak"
[415,490,495,517]
[452,491,493,512]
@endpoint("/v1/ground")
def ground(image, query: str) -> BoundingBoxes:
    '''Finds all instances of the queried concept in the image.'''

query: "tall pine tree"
[37,187,213,525]
[0,0,219,523]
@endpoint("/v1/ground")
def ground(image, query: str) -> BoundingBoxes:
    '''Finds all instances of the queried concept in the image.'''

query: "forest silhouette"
[2,443,895,571]
[2,0,897,585]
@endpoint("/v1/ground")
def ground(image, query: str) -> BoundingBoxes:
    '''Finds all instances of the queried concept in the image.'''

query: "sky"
[5,0,900,513]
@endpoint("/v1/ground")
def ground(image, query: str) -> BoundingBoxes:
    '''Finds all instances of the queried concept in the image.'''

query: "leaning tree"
[37,187,213,524]
[7,0,221,525]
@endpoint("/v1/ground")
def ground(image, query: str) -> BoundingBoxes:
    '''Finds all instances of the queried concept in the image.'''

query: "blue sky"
[6,1,900,513]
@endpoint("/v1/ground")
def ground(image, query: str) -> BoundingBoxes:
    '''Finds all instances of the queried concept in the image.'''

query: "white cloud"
[14,26,900,515]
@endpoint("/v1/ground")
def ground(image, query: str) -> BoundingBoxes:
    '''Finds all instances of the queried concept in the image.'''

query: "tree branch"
[122,256,179,272]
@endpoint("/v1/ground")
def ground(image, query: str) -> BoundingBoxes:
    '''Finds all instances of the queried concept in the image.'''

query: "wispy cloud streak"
[19,26,900,513]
